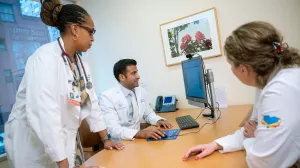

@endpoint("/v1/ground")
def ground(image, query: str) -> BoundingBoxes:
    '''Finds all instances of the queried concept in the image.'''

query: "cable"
[178,102,221,137]
[206,102,212,109]
[194,108,207,120]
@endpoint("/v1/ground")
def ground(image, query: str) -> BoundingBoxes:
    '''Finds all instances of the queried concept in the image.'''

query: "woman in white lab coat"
[182,21,300,168]
[4,0,124,168]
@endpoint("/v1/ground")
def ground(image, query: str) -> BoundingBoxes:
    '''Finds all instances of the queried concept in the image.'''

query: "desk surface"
[82,105,252,168]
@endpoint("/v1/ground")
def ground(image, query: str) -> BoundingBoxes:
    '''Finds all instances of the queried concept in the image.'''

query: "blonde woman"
[183,21,300,168]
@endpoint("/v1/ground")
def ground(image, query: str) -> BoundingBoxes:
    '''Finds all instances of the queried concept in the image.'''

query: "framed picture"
[160,7,222,66]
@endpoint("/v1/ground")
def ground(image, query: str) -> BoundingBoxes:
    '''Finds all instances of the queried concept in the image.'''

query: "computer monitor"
[181,56,208,104]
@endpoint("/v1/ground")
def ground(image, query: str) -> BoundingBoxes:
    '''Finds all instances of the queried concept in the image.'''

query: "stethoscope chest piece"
[86,81,93,89]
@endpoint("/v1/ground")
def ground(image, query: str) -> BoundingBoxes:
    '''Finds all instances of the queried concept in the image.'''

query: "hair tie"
[272,41,289,55]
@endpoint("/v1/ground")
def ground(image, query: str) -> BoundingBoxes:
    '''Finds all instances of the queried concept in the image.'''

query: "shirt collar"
[119,83,134,97]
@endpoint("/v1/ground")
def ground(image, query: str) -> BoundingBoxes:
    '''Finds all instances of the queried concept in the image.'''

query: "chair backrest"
[79,119,104,149]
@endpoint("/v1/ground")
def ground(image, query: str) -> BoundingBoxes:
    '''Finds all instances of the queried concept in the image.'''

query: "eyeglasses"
[78,25,96,35]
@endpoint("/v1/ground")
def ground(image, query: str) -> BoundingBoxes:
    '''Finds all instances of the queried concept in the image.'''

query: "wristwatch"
[101,134,111,141]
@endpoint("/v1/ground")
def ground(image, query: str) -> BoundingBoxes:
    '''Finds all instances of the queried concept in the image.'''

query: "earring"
[72,34,78,41]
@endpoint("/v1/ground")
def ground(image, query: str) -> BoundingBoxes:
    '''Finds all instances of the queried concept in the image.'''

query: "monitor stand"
[204,69,218,120]
[187,69,219,120]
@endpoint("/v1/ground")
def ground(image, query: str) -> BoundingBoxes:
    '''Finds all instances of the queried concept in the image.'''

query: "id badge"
[68,91,81,106]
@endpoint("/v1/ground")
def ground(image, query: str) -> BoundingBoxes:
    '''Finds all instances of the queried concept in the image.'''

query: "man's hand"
[135,126,165,139]
[156,120,173,129]
[103,139,125,150]
[243,120,257,138]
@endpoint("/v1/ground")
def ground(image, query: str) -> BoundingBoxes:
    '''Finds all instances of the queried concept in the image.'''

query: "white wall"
[79,0,300,108]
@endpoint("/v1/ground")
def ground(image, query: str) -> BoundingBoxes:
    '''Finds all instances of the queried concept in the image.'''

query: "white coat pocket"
[115,106,127,123]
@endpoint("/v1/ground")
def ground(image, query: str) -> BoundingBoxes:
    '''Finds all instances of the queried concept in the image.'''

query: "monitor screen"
[181,56,207,103]
[164,97,172,104]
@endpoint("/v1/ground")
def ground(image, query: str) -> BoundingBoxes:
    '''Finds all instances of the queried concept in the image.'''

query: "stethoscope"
[57,38,93,89]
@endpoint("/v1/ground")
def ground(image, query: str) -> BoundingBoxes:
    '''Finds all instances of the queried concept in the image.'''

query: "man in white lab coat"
[100,59,173,140]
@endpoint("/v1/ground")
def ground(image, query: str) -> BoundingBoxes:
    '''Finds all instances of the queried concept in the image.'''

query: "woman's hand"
[182,142,222,161]
[57,158,69,168]
[243,120,257,138]
[103,140,125,150]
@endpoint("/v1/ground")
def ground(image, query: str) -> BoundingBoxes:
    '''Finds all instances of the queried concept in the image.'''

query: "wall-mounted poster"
[160,7,222,66]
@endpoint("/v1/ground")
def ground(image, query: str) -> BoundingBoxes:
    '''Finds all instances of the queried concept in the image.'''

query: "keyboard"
[176,115,199,130]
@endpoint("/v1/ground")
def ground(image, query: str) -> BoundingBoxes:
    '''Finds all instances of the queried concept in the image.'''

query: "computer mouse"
[147,134,168,141]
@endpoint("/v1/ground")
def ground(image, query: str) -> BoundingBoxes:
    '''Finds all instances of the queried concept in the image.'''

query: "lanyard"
[57,38,93,89]
[65,55,79,83]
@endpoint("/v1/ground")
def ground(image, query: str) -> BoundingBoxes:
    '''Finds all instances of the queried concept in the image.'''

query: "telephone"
[155,95,177,112]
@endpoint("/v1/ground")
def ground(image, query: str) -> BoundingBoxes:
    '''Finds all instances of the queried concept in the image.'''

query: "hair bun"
[50,4,63,26]
[40,0,63,27]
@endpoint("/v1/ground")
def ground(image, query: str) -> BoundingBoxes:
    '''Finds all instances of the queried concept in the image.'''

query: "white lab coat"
[100,85,164,140]
[215,67,300,168]
[4,38,106,168]
[248,88,261,121]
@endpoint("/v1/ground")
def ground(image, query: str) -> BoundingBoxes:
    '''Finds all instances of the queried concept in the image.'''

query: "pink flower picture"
[160,8,222,66]
[167,18,213,58]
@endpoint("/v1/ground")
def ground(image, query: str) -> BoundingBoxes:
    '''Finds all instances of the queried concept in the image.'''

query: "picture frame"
[160,7,222,66]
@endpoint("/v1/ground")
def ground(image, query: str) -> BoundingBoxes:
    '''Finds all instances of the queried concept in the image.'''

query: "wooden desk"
[82,105,252,168]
